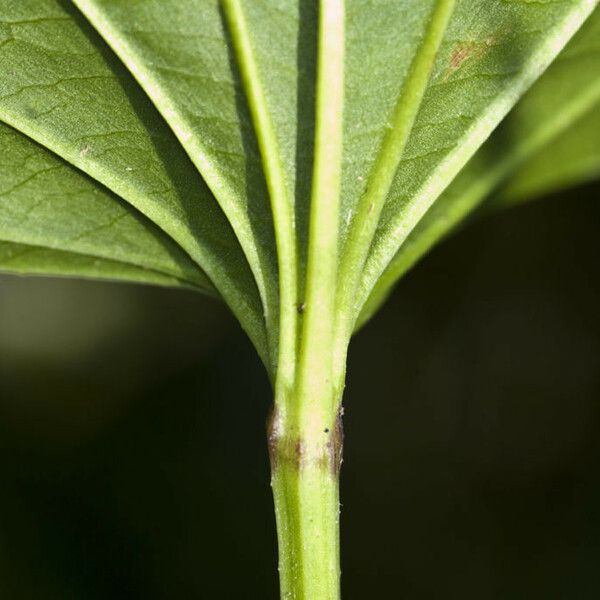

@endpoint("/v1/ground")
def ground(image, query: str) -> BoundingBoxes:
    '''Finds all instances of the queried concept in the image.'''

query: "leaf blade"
[357,0,597,326]
[357,6,600,328]
[72,0,279,366]
[335,0,455,353]
[344,0,597,322]
[0,120,211,291]
[222,0,299,390]
[0,0,268,360]
[0,241,199,291]
[498,105,600,205]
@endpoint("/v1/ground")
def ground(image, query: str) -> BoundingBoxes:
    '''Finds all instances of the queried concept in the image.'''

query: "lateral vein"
[222,0,299,393]
[333,0,455,362]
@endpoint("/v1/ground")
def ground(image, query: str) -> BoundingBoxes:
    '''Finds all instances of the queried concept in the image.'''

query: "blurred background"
[1,181,599,599]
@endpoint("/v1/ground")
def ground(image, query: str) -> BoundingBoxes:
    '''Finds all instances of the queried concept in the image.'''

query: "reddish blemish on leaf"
[444,29,507,80]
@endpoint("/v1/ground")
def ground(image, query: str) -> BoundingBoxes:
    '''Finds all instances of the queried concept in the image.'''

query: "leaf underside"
[0,0,598,377]
[0,121,212,289]
[358,6,600,327]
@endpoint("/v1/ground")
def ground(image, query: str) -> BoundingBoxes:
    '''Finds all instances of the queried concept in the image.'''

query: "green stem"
[222,2,345,595]
[270,0,345,598]
[268,398,343,600]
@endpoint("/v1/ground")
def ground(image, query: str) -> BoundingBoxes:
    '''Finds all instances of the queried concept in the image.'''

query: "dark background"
[1,182,599,599]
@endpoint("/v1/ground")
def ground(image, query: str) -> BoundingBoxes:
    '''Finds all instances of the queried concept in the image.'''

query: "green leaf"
[357,5,600,329]
[498,103,600,205]
[1,0,597,369]
[0,241,193,289]
[71,0,282,364]
[221,0,304,393]
[0,0,268,363]
[496,3,600,204]
[0,120,213,291]
[71,1,596,362]
[348,0,597,328]
[1,3,599,597]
